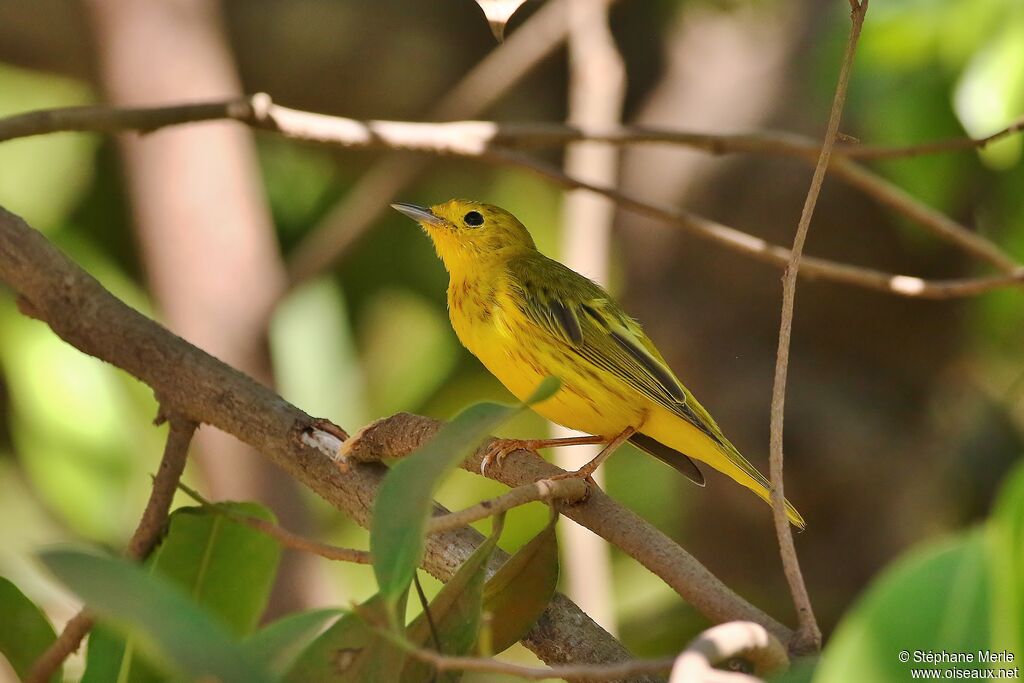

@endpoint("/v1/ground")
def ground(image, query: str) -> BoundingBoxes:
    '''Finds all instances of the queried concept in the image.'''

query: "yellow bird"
[392,199,805,529]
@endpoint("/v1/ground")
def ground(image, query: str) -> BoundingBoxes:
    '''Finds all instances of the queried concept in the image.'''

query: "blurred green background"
[0,0,1022,680]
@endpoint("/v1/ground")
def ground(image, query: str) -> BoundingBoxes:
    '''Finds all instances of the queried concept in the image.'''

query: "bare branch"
[484,147,1024,298]
[25,414,197,683]
[0,205,648,675]
[768,0,869,654]
[0,99,1021,297]
[24,613,94,683]
[427,477,588,534]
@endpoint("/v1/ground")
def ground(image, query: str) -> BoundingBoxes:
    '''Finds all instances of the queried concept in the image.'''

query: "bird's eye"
[463,210,484,227]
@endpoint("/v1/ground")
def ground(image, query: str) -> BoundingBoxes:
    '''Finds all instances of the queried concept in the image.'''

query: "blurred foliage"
[807,460,1024,681]
[0,0,1022,679]
[82,503,281,682]
[0,577,58,683]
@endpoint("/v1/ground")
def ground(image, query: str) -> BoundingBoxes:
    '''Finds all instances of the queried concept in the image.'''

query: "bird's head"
[392,199,537,273]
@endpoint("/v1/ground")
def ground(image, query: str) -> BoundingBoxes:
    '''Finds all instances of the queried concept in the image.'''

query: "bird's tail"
[643,410,806,529]
[717,438,807,531]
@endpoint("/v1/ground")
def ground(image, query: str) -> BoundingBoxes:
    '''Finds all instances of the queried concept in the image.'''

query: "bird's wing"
[506,256,726,444]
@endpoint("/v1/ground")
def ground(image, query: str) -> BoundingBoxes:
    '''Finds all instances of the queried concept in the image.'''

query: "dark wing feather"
[507,254,724,445]
[629,433,705,486]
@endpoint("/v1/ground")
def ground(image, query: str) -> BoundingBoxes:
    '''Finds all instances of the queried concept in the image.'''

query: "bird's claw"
[477,440,512,473]
[479,438,536,476]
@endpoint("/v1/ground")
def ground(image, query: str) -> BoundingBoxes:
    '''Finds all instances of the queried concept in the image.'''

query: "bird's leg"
[478,434,606,475]
[549,426,637,483]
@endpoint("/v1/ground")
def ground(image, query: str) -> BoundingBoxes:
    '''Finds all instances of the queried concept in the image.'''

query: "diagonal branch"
[340,414,792,641]
[0,205,654,678]
[25,414,197,683]
[768,0,869,655]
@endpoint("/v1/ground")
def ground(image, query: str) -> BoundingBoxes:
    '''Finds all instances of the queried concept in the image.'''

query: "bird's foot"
[479,438,546,476]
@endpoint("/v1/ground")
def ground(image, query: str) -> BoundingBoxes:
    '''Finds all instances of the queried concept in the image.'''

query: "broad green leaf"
[815,530,991,682]
[80,627,128,683]
[243,608,345,677]
[285,596,408,683]
[147,503,281,635]
[988,462,1024,655]
[40,549,273,683]
[481,513,559,653]
[82,503,281,682]
[401,518,504,683]
[370,378,559,608]
[0,576,60,682]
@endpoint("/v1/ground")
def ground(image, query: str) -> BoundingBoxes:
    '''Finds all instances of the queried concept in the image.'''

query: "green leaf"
[988,461,1024,656]
[401,517,504,683]
[285,596,408,683]
[815,530,992,682]
[82,503,281,682]
[40,549,273,683]
[481,513,559,653]
[370,378,559,608]
[148,503,282,635]
[80,627,127,683]
[243,608,345,677]
[0,577,60,682]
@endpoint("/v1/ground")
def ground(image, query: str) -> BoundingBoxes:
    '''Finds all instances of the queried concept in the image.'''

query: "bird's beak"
[391,202,446,228]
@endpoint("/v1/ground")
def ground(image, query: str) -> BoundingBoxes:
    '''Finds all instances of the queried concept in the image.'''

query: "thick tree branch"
[340,413,791,642]
[0,98,1019,298]
[769,0,868,655]
[0,205,652,678]
[25,414,197,683]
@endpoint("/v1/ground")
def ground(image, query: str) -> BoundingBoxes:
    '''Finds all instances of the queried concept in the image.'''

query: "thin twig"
[383,619,785,682]
[413,572,443,658]
[176,481,372,564]
[25,414,197,683]
[233,514,372,564]
[483,147,1024,299]
[769,0,869,655]
[387,629,676,682]
[427,477,588,534]
[6,101,1022,162]
[0,99,1020,297]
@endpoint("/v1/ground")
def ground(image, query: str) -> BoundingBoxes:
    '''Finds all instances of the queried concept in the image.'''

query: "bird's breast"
[447,278,645,436]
